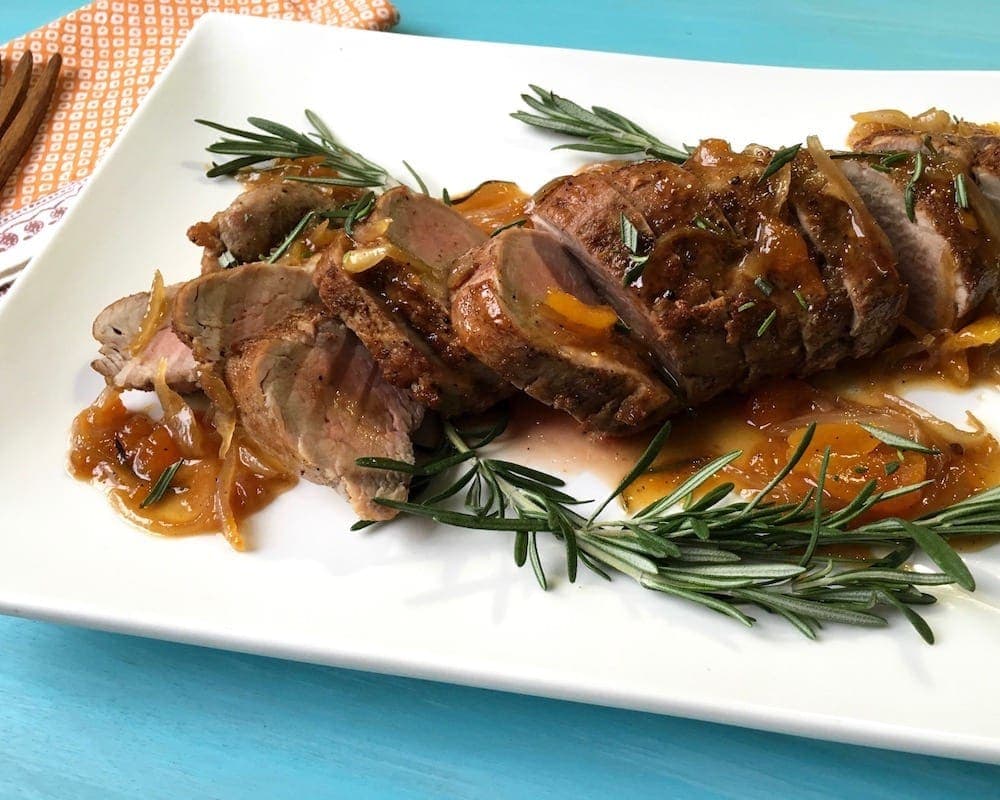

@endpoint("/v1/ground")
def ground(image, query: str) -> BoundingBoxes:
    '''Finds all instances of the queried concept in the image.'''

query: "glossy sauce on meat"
[451,181,529,234]
[69,388,295,548]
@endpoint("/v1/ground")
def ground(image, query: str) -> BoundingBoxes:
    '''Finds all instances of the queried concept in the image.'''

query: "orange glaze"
[69,387,295,549]
[620,377,1000,523]
[451,180,529,235]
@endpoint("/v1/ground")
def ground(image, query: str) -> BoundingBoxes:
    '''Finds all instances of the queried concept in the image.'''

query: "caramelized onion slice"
[153,358,207,458]
[214,445,244,551]
[942,315,1000,352]
[197,365,236,457]
[129,269,167,356]
[806,136,883,245]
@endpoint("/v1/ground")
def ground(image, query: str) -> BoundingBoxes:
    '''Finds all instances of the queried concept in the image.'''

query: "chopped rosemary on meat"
[880,151,910,169]
[490,218,528,237]
[693,214,725,235]
[512,86,690,163]
[196,110,391,187]
[267,209,319,263]
[756,309,777,337]
[357,417,985,643]
[759,144,801,182]
[858,423,941,455]
[754,276,774,296]
[619,213,650,285]
[955,173,970,210]
[885,461,901,476]
[402,160,429,195]
[140,459,183,508]
[904,151,925,223]
[793,288,809,310]
[441,187,452,205]
[737,301,757,312]
[339,191,377,237]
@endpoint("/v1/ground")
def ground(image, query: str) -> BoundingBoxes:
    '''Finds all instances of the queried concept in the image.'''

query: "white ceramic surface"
[1,13,998,762]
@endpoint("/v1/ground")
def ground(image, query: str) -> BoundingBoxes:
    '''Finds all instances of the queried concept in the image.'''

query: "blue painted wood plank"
[3,2,1000,798]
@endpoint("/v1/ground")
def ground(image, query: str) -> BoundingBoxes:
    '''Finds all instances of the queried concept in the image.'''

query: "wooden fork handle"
[0,53,33,142]
[0,53,61,191]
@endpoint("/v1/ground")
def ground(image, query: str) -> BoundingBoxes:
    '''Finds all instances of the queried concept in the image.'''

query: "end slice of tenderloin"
[837,155,999,329]
[224,309,424,520]
[451,227,679,435]
[171,262,320,364]
[187,182,337,270]
[91,285,198,392]
[320,186,511,415]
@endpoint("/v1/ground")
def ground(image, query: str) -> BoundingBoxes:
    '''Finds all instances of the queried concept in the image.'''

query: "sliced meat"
[451,227,679,434]
[531,149,859,404]
[321,187,510,414]
[530,165,735,401]
[971,138,1000,209]
[187,182,335,268]
[838,154,999,329]
[224,309,424,520]
[852,126,1000,225]
[91,286,198,392]
[171,262,320,363]
[788,149,904,358]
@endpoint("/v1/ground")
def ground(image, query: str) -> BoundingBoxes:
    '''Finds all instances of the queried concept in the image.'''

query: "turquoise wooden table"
[4,2,1000,797]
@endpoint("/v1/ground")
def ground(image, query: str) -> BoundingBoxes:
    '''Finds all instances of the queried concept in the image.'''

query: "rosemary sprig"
[196,110,391,187]
[512,86,689,163]
[358,419,984,643]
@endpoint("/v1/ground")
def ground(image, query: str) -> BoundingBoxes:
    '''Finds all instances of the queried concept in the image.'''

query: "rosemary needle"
[140,460,183,508]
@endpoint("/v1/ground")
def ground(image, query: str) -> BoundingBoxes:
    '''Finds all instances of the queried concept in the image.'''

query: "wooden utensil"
[0,52,61,190]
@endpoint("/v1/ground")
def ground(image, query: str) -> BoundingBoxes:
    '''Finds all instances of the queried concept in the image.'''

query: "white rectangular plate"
[2,13,999,762]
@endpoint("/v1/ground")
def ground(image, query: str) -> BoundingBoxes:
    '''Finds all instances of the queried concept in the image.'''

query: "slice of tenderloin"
[838,154,1000,329]
[171,262,320,363]
[224,310,424,520]
[851,127,1000,220]
[91,285,199,392]
[319,248,504,416]
[787,147,905,358]
[321,187,511,415]
[187,182,337,270]
[451,227,679,435]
